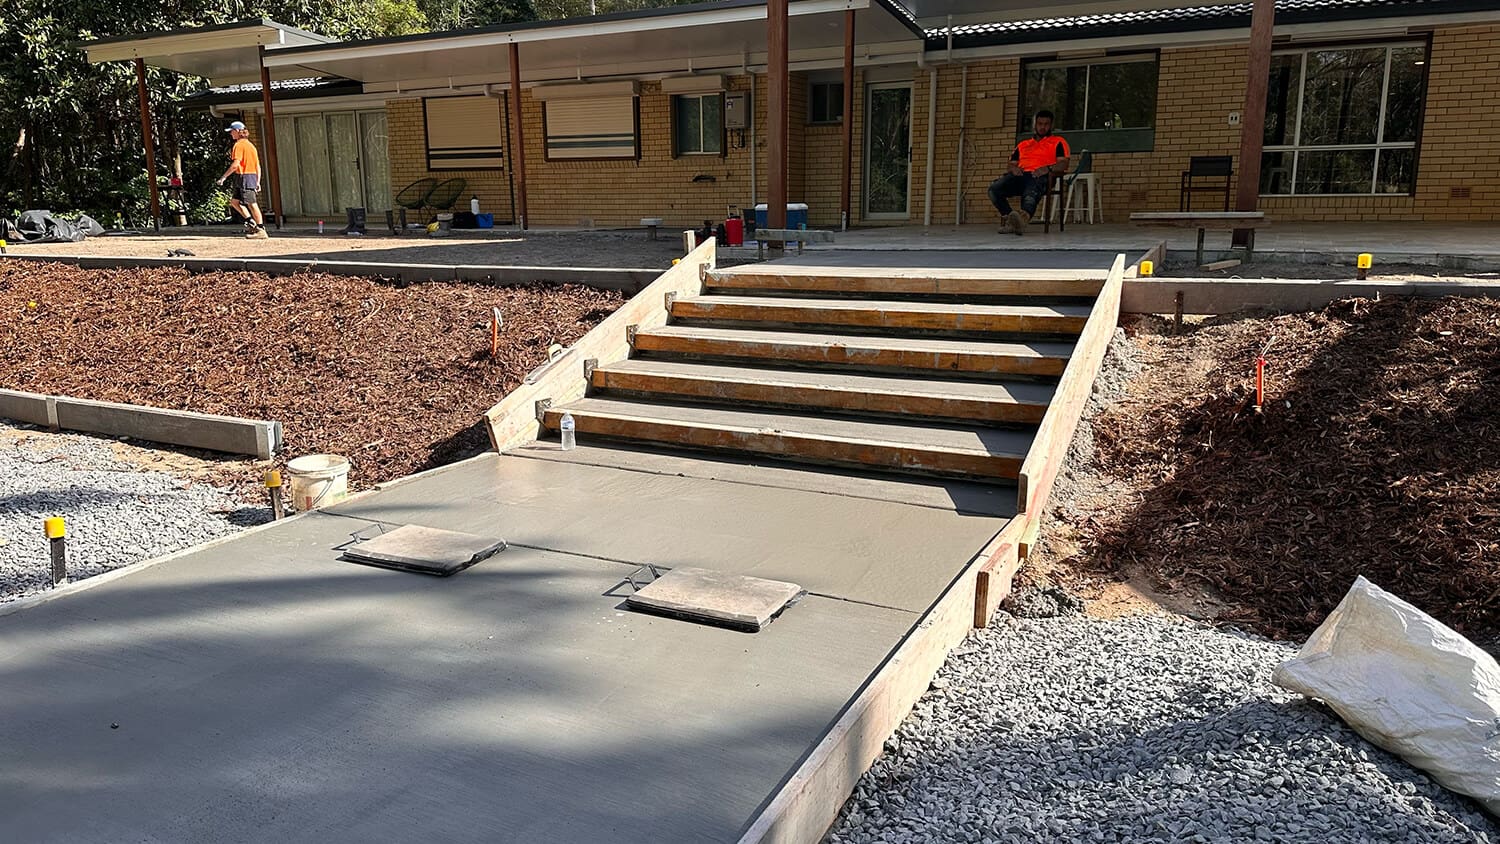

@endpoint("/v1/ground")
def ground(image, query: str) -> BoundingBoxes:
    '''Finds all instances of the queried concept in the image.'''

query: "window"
[535,81,640,161]
[423,96,504,170]
[1019,54,1158,153]
[543,98,638,160]
[1260,42,1428,196]
[809,81,844,124]
[673,93,723,155]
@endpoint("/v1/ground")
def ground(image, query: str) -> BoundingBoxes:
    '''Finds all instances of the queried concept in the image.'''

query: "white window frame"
[673,93,723,156]
[1263,40,1426,197]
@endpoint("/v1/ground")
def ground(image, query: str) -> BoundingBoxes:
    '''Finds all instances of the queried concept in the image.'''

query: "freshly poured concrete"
[331,451,1006,612]
[0,511,913,842]
[0,445,1010,842]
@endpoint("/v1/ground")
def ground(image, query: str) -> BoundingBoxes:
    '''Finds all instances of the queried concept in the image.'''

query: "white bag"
[1272,577,1500,814]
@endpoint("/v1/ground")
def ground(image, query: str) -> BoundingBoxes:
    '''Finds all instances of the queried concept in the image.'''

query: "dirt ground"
[1161,258,1500,282]
[3,228,759,269]
[0,262,621,490]
[1023,295,1500,640]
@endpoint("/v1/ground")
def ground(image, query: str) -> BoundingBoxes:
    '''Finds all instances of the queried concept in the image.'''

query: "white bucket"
[286,454,351,511]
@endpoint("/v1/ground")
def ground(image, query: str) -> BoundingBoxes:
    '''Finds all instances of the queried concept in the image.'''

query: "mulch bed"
[1091,296,1500,639]
[0,263,620,488]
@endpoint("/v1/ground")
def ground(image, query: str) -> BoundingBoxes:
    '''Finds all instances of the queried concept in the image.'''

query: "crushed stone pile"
[827,614,1497,844]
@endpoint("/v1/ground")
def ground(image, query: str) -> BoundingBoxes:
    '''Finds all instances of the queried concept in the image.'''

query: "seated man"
[988,110,1071,236]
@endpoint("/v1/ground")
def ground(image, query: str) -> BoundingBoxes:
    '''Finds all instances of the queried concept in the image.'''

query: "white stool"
[1066,173,1102,223]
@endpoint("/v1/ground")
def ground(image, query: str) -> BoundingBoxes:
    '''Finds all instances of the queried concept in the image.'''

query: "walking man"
[217,121,269,239]
[988,110,1070,236]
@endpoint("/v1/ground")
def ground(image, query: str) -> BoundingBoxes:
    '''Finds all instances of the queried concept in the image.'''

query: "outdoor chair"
[393,177,439,230]
[1050,150,1096,225]
[1180,155,1234,212]
[1039,170,1068,234]
[426,178,467,214]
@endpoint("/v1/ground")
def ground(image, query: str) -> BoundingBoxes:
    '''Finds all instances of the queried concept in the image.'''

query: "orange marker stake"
[1254,336,1275,415]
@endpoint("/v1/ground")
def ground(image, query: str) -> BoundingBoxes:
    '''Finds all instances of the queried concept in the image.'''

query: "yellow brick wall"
[918,26,1500,226]
[360,22,1500,229]
[385,98,516,224]
[1412,24,1500,220]
[381,73,873,230]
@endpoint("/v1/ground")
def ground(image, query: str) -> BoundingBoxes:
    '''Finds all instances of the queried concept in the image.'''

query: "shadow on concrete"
[0,519,911,842]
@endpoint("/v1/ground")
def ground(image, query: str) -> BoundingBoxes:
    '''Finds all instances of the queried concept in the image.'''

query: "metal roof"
[926,0,1500,48]
[261,0,925,90]
[82,19,335,85]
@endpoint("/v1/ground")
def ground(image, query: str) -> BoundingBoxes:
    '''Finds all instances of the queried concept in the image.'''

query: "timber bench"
[754,227,835,259]
[1130,211,1268,266]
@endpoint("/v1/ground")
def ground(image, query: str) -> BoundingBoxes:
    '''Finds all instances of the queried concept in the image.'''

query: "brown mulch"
[0,263,620,489]
[1089,296,1500,639]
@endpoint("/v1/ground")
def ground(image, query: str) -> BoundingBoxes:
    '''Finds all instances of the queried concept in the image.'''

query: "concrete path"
[0,447,1008,842]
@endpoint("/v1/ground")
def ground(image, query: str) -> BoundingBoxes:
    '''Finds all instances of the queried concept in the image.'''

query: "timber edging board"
[1016,254,1125,521]
[0,389,281,459]
[738,519,1017,843]
[481,236,716,452]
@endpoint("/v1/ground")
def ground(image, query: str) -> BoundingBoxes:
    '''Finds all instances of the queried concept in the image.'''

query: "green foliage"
[422,0,536,30]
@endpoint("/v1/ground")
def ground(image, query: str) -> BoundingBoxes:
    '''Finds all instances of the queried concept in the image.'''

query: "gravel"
[825,613,1498,843]
[0,423,267,603]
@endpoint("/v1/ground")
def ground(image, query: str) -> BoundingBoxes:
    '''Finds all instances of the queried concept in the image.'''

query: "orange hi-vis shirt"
[1012,133,1071,172]
[231,138,261,178]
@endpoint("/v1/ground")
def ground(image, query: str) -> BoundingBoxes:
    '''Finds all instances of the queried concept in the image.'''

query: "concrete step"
[633,325,1074,378]
[670,295,1090,336]
[704,267,1106,300]
[544,397,1032,480]
[592,359,1054,424]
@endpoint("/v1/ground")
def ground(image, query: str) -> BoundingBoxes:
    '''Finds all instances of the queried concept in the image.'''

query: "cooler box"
[476,213,494,229]
[754,203,809,230]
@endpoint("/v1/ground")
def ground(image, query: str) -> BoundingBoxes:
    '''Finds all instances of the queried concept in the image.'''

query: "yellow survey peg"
[44,517,66,539]
[1139,260,1155,277]
[264,469,283,488]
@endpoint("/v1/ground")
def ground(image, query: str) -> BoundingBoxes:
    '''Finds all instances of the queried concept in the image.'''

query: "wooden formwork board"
[738,524,1005,844]
[1016,254,1125,519]
[482,237,715,451]
[972,516,1030,628]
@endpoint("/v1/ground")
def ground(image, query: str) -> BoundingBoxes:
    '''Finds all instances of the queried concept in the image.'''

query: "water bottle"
[317,219,324,234]
[559,412,576,451]
[470,195,481,215]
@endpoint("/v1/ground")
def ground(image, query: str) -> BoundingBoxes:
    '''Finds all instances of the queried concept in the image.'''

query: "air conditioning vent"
[1451,186,1473,200]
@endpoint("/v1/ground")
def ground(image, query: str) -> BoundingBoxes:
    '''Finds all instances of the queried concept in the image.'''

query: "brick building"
[95,0,1500,230]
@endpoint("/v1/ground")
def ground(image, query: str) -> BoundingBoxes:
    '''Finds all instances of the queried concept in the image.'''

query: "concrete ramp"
[0,240,1126,843]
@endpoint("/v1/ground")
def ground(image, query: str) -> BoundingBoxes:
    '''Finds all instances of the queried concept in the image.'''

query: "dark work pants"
[988,173,1047,217]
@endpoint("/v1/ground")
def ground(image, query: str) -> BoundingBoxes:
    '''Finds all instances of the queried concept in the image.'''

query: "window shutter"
[424,96,504,170]
[545,98,638,160]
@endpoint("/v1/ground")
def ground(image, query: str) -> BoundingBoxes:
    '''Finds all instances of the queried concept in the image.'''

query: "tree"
[421,0,536,31]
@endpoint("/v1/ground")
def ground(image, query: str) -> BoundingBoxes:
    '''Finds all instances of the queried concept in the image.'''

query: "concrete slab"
[1124,277,1500,315]
[328,452,1005,613]
[51,396,282,459]
[506,442,1018,516]
[627,566,802,632]
[0,511,914,843]
[0,388,54,426]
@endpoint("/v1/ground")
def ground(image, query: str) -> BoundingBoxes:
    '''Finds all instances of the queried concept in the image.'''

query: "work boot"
[1006,211,1025,236]
[245,225,269,240]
